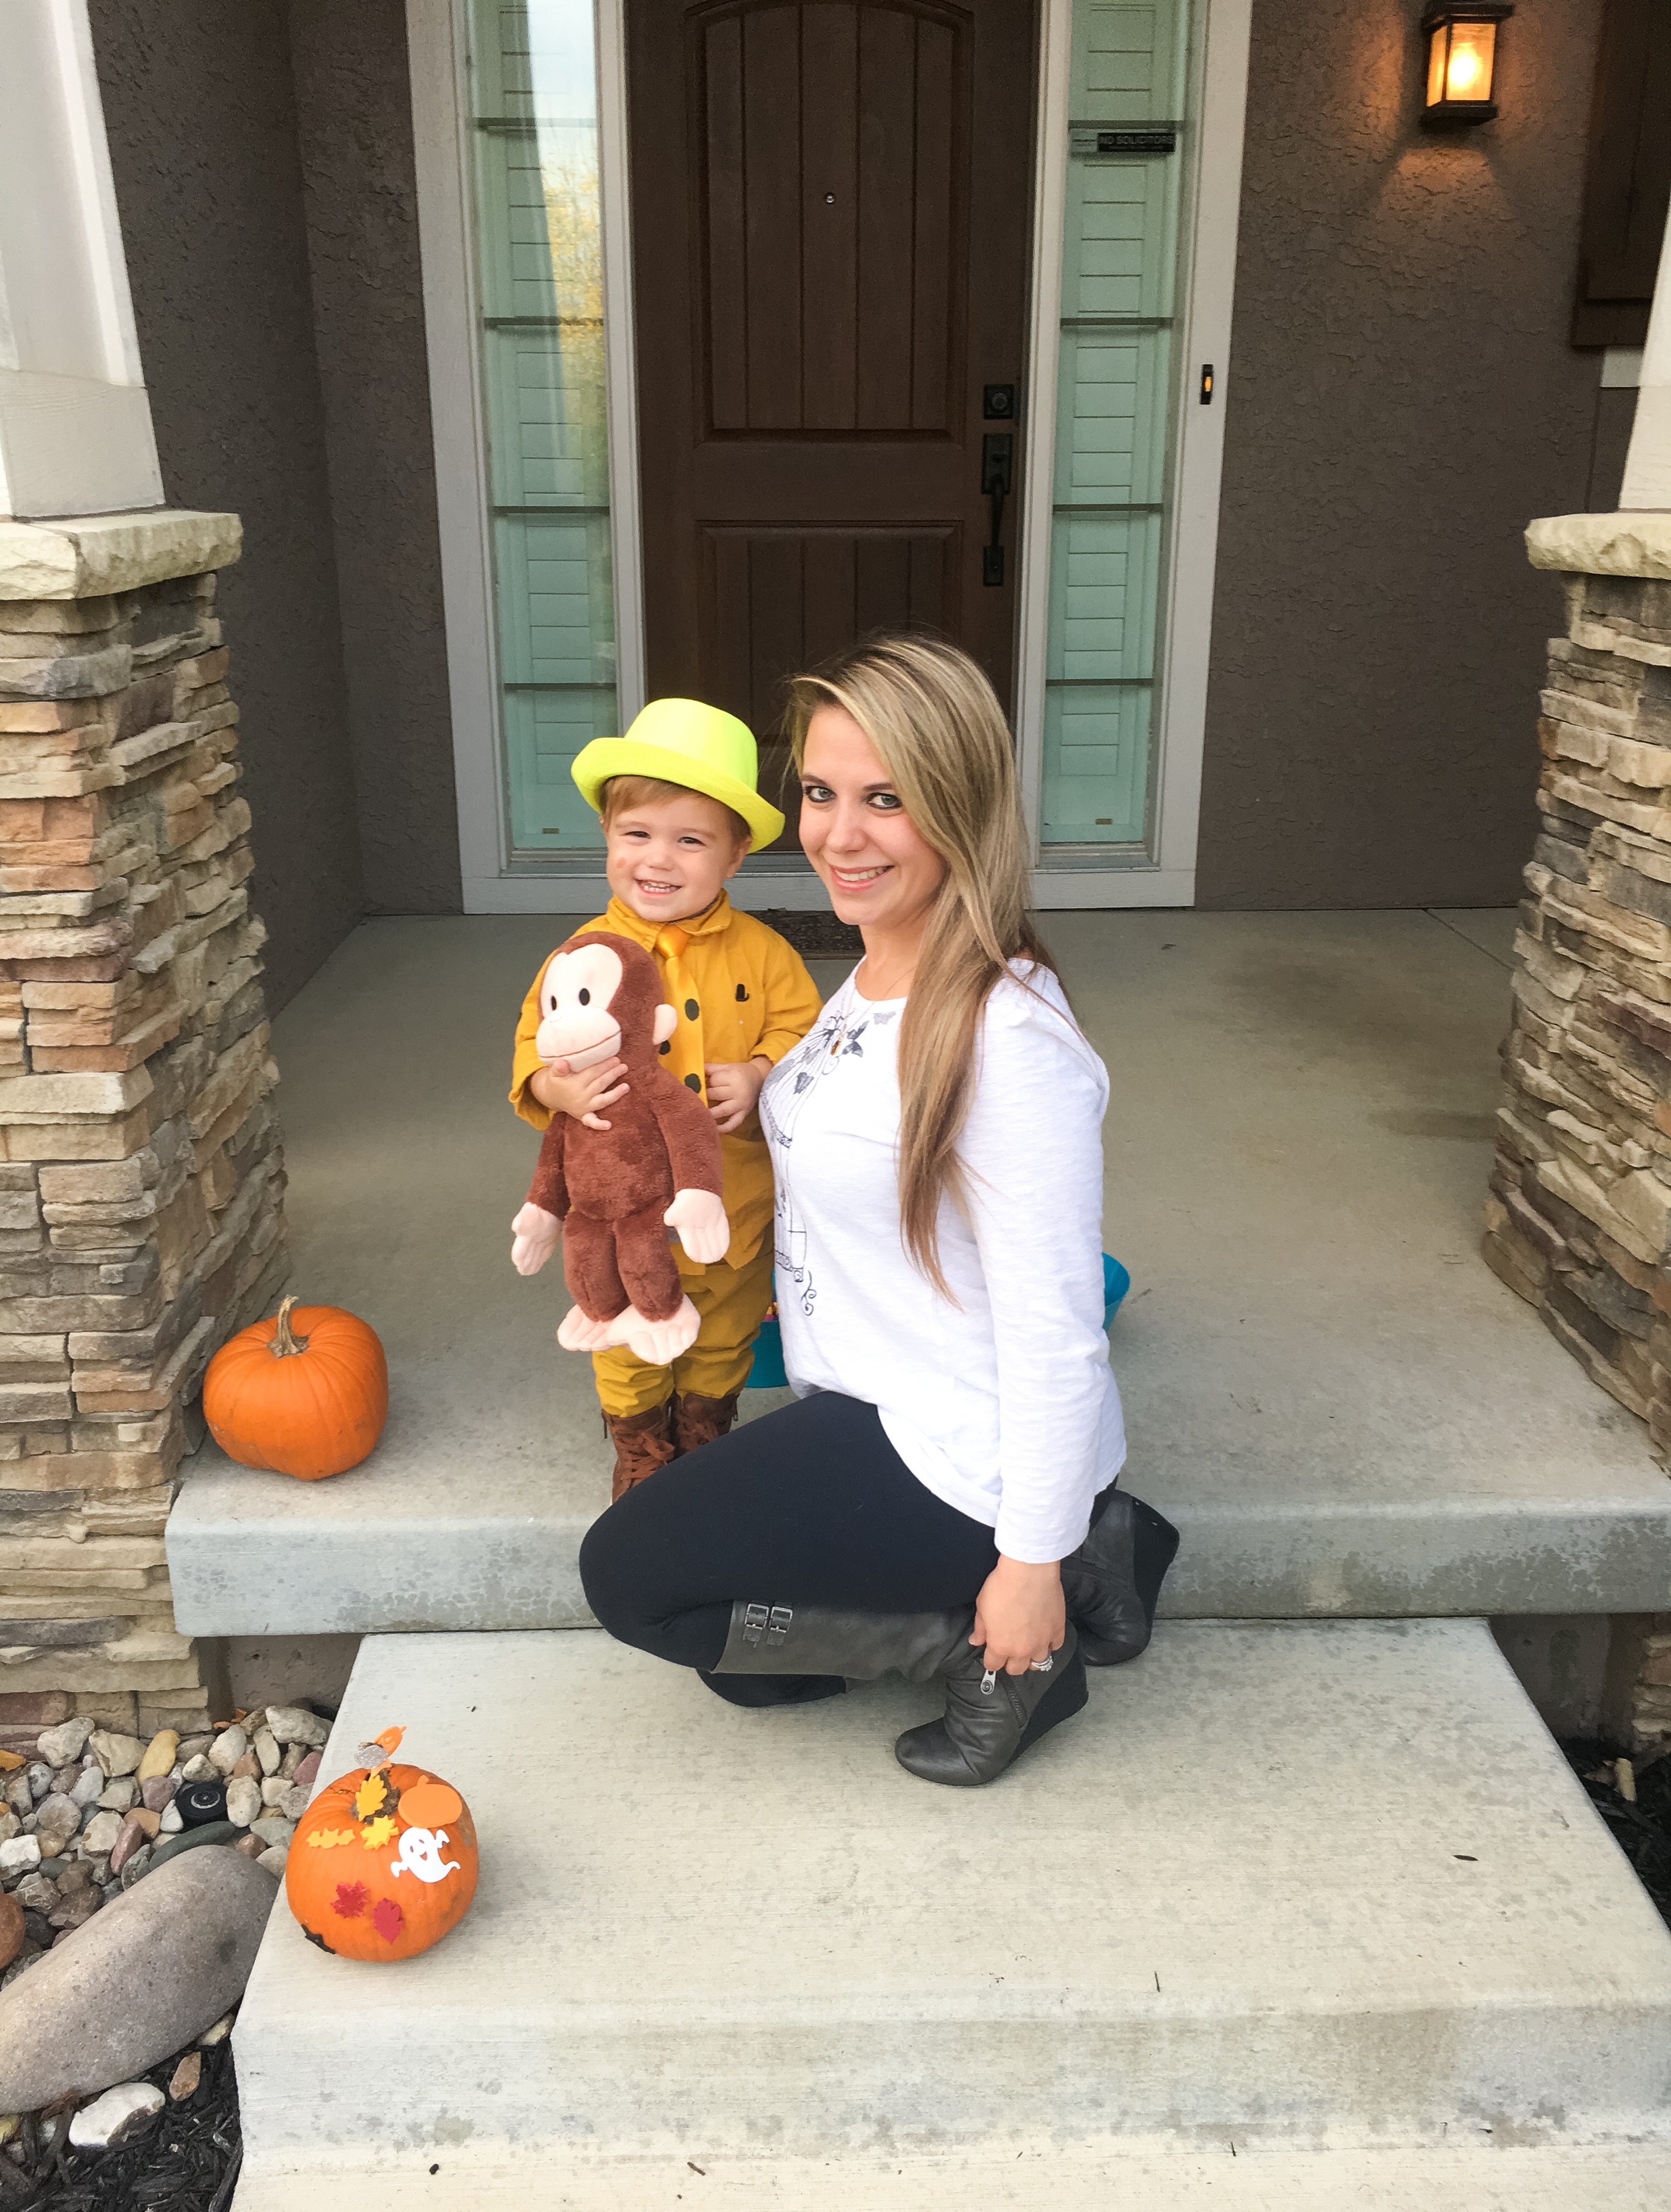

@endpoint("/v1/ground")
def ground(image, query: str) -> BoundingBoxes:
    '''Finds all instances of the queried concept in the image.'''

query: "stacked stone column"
[0,513,287,1741]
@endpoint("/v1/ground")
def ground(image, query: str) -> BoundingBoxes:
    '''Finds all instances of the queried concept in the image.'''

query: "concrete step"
[230,1618,1671,2204]
[169,914,1671,1639]
[233,2145,1671,2210]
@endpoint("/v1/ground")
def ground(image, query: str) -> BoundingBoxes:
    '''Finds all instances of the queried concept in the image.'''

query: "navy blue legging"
[578,1392,1005,1707]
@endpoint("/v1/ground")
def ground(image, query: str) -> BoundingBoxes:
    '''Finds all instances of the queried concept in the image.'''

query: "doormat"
[756,909,864,960]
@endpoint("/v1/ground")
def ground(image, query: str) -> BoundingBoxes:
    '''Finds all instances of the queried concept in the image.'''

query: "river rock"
[108,1814,154,1875]
[264,1706,328,1748]
[256,1846,289,1875]
[36,1720,92,1768]
[229,1753,260,1781]
[169,2049,201,2100]
[134,1732,178,1785]
[69,1767,103,1810]
[179,1755,214,1784]
[0,1846,278,2110]
[158,1802,182,1834]
[0,1894,21,1971]
[144,1821,237,1873]
[69,2080,164,2150]
[31,1795,80,1858]
[249,1816,294,1849]
[224,1777,261,1828]
[177,1736,212,1763]
[78,1812,120,1858]
[290,1750,320,1791]
[139,1775,177,1815]
[206,1727,247,1777]
[88,1731,145,1780]
[233,1833,265,1860]
[253,1727,280,1776]
[97,1776,137,1813]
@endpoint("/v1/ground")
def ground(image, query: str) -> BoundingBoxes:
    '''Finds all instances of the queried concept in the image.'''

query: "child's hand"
[704,1056,771,1135]
[529,1055,628,1130]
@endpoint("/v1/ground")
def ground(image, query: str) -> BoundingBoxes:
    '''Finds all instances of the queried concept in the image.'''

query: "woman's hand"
[705,1055,772,1134]
[529,1055,628,1130]
[970,1554,1065,1676]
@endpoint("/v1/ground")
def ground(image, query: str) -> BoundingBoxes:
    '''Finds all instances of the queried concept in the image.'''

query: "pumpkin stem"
[270,1295,311,1358]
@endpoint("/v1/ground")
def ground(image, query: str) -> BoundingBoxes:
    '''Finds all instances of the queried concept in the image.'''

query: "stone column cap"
[1526,512,1671,579]
[0,510,241,600]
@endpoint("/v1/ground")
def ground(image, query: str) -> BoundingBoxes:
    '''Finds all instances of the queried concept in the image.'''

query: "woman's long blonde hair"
[786,633,1060,1295]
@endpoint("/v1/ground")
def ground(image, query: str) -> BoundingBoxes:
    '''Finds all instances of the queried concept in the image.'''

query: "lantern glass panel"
[1443,20,1496,102]
[1425,24,1450,108]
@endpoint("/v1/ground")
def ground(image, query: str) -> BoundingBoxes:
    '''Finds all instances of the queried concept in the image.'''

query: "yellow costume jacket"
[510,893,822,1271]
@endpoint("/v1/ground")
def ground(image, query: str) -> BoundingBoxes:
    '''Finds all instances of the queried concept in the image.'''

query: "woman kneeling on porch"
[579,635,1177,1786]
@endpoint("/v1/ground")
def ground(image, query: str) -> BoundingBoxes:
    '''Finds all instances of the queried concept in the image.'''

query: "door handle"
[981,433,1013,587]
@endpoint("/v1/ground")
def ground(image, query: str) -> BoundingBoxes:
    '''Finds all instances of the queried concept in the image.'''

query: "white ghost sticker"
[389,1825,460,1884]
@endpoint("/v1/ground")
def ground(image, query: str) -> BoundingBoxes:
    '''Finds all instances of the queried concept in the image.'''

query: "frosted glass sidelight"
[469,0,617,858]
[1041,0,1191,850]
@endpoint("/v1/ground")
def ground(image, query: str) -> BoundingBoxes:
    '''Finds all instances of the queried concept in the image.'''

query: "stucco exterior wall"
[1196,0,1608,910]
[87,0,366,1010]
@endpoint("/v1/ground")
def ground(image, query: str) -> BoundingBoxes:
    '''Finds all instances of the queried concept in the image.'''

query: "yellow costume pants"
[591,1238,776,1417]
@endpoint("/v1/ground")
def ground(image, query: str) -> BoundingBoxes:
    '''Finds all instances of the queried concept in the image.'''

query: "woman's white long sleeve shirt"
[760,962,1125,1563]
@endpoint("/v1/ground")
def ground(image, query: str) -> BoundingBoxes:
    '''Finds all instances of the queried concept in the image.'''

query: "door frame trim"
[1013,0,1252,910]
[412,0,1252,914]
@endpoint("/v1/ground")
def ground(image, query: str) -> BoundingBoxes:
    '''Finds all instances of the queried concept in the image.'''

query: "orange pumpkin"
[204,1295,388,1479]
[286,1728,478,1963]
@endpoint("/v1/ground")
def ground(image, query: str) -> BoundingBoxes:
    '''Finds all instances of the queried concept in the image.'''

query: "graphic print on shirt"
[761,992,894,1316]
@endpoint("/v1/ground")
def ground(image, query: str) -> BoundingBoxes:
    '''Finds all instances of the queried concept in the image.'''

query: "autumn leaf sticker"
[306,1826,358,1850]
[360,1815,398,1851]
[354,1769,393,1820]
[371,1896,404,1943]
[332,1881,370,1919]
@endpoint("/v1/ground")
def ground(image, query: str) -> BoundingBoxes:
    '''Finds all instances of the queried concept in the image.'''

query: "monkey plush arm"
[511,1115,568,1276]
[650,1082,732,1266]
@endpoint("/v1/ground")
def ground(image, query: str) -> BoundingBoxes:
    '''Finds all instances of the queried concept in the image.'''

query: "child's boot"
[673,1390,739,1456]
[605,1399,679,1502]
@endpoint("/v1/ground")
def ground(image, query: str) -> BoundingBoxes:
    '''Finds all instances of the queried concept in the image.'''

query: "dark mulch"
[755,908,864,960]
[3,2038,240,2212]
[1563,1739,1671,1929]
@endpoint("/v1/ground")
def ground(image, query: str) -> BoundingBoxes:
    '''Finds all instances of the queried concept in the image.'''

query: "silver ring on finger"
[1029,1655,1053,1674]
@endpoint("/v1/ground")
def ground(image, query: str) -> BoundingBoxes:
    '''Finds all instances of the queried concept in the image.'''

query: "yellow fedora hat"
[571,699,785,852]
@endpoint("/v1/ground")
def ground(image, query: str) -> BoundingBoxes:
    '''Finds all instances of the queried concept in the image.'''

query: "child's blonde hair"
[785,633,1062,1297]
[598,774,752,847]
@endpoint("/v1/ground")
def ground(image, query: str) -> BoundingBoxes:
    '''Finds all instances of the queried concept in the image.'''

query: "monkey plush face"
[534,931,678,1071]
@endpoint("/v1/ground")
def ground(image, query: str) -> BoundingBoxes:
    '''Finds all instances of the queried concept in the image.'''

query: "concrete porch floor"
[167,909,1671,1634]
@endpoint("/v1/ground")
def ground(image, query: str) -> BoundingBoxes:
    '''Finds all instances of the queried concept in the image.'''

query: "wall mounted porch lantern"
[1420,5,1512,127]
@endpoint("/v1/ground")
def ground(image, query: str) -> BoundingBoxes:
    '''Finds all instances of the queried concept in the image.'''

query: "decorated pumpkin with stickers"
[285,1727,477,1962]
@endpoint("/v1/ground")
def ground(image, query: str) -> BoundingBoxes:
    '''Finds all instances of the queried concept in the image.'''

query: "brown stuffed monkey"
[509,930,730,1365]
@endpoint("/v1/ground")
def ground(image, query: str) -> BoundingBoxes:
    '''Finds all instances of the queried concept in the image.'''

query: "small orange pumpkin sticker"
[398,1780,463,1830]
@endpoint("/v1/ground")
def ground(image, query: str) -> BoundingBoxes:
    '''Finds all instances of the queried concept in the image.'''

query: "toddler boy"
[509,699,820,1500]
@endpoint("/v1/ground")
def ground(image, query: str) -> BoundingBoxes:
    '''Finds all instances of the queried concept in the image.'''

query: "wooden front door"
[628,0,1039,839]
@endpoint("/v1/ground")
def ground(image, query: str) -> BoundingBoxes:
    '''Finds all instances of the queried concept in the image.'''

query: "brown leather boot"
[673,1390,739,1456]
[605,1400,679,1503]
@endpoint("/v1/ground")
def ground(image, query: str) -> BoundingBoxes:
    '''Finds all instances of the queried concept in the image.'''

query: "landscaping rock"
[31,1794,78,1859]
[36,1720,92,1768]
[253,1727,280,1775]
[0,1844,278,2111]
[176,1737,212,1765]
[197,2010,234,2047]
[139,1775,176,1814]
[256,1844,288,1874]
[249,1816,294,1849]
[88,1732,145,1780]
[168,2049,201,2100]
[291,1749,320,1791]
[143,1821,237,1873]
[157,1802,182,1834]
[23,1765,50,1802]
[78,1812,120,1859]
[68,2080,164,2150]
[0,1840,39,1879]
[229,1752,260,1781]
[223,1776,261,1829]
[134,1731,177,1785]
[97,1775,137,1812]
[264,1706,328,1749]
[0,1812,16,1849]
[69,1767,103,1810]
[206,1726,246,1777]
[13,1875,56,1915]
[108,1812,156,1875]
[233,1833,265,1860]
[179,1755,214,1784]
[0,1895,20,1972]
[47,1887,99,1932]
